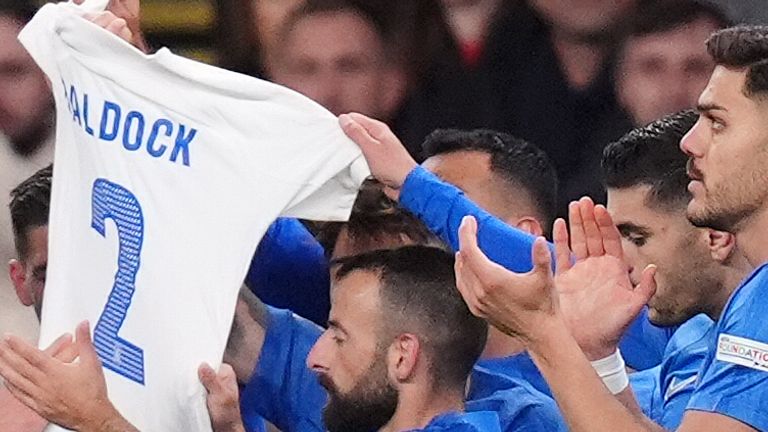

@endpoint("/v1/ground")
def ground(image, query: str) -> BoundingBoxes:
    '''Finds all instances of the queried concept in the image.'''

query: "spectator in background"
[616,0,729,127]
[267,0,406,125]
[567,0,729,222]
[216,0,305,78]
[440,0,503,69]
[0,0,55,343]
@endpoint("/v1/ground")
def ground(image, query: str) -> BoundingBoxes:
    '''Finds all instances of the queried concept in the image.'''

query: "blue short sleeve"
[239,306,326,432]
[687,265,768,431]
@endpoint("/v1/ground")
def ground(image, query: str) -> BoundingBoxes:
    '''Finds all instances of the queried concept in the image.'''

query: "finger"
[339,114,378,148]
[635,265,658,306]
[531,237,554,280]
[218,363,236,380]
[552,218,572,275]
[595,205,623,259]
[568,201,588,260]
[346,112,391,142]
[198,363,219,394]
[579,197,605,257]
[75,321,100,368]
[44,333,74,357]
[105,17,133,41]
[86,11,119,28]
[0,348,41,402]
[458,216,479,255]
[454,252,484,318]
[5,336,54,374]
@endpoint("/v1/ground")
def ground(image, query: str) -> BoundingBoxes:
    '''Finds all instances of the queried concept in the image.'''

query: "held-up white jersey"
[19,3,369,430]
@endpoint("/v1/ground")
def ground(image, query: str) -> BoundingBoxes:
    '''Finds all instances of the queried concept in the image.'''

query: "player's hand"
[553,198,657,360]
[199,363,246,432]
[455,215,560,345]
[0,321,124,431]
[75,0,150,53]
[339,112,417,200]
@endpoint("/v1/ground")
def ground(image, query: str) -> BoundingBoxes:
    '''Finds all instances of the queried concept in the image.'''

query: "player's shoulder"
[720,263,768,327]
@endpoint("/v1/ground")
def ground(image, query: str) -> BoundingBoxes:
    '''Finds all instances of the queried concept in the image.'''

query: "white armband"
[590,349,629,395]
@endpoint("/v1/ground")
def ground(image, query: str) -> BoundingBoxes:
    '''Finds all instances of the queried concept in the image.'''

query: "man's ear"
[707,229,737,263]
[387,333,420,384]
[9,259,33,306]
[514,217,544,237]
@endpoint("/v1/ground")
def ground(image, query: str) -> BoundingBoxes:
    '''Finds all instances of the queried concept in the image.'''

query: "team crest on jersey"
[716,334,768,373]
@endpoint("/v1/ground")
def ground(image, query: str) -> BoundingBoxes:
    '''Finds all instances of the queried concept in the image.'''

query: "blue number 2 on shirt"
[91,179,146,385]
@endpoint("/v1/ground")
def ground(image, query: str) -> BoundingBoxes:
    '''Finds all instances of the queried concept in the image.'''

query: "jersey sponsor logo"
[716,334,768,373]
[663,375,698,402]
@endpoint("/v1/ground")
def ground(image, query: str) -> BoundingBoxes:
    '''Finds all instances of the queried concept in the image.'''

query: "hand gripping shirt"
[19,3,368,430]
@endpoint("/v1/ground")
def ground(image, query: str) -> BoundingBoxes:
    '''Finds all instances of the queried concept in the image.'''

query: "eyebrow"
[697,102,728,113]
[327,319,349,337]
[616,222,651,237]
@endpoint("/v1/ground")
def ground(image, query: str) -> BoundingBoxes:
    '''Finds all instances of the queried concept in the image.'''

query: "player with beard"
[307,247,495,431]
[449,25,768,432]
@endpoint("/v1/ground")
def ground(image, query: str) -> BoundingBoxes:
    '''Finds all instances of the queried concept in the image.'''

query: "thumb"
[636,264,658,305]
[339,114,378,149]
[347,112,391,141]
[198,362,219,394]
[75,321,100,367]
[531,237,553,279]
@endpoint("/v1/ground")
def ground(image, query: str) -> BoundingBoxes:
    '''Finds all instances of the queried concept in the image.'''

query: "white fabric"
[19,2,368,431]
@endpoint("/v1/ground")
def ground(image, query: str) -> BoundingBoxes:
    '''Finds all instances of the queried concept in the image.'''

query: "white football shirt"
[19,2,369,430]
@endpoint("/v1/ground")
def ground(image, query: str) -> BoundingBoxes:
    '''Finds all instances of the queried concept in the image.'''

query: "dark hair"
[334,246,488,391]
[423,129,557,231]
[602,111,698,209]
[317,179,444,257]
[9,164,52,260]
[278,0,390,54]
[0,0,35,23]
[707,25,768,98]
[619,0,728,44]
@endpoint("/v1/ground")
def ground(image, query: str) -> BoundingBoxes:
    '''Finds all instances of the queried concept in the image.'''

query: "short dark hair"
[602,111,698,209]
[9,164,52,260]
[334,246,488,391]
[707,25,768,98]
[619,0,728,45]
[423,129,558,231]
[279,0,390,53]
[0,0,35,23]
[317,179,444,257]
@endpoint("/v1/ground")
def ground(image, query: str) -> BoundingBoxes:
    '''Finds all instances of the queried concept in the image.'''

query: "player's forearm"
[400,166,541,272]
[528,320,663,432]
[77,405,139,432]
[224,286,268,384]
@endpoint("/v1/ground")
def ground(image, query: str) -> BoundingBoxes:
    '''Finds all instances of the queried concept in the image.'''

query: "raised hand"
[0,321,130,431]
[199,363,246,432]
[339,112,417,199]
[553,198,657,360]
[75,0,149,52]
[455,215,559,344]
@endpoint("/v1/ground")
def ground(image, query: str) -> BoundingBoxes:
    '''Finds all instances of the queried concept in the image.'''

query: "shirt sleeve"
[245,218,330,326]
[399,166,538,272]
[687,277,768,430]
[239,306,326,432]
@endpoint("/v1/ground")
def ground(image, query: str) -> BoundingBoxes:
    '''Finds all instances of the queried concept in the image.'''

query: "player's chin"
[646,305,687,328]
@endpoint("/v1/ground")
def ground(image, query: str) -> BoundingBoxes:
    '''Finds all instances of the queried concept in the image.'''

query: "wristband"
[590,349,629,394]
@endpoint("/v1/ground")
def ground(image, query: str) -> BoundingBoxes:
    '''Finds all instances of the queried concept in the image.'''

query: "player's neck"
[736,204,768,267]
[710,258,753,319]
[481,327,525,359]
[379,387,465,432]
